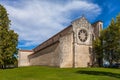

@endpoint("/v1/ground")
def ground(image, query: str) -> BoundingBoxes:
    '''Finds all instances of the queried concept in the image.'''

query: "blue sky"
[0,0,120,50]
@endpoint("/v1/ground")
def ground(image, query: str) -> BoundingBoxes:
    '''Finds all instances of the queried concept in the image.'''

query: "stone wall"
[72,17,93,67]
[18,50,33,67]
[74,45,92,67]
[92,21,103,38]
[59,32,73,68]
[29,42,60,67]
[29,28,73,68]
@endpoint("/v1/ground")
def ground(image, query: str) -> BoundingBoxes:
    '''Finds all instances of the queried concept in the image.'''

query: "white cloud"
[2,0,101,49]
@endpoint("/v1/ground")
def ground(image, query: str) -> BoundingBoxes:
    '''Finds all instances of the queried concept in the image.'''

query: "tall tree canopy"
[0,4,18,69]
[93,13,120,67]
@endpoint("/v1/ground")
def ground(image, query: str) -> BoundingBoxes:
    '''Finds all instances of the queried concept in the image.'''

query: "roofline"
[33,16,94,52]
[71,16,91,24]
[29,41,59,56]
[33,25,72,51]
[19,50,33,52]
[92,20,103,25]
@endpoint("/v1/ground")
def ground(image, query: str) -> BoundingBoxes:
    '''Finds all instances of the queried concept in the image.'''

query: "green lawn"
[0,66,120,80]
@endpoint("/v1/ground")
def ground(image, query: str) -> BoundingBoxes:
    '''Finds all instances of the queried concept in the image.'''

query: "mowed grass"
[0,66,120,80]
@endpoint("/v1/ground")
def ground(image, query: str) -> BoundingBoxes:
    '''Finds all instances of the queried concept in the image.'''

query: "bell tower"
[92,21,103,38]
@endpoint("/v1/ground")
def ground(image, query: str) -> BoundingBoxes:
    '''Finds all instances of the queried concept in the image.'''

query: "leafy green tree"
[0,4,18,69]
[93,32,104,67]
[114,13,120,63]
[93,13,120,67]
[104,16,120,67]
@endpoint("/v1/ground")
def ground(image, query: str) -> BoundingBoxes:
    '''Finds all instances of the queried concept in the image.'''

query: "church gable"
[72,16,91,29]
[72,16,93,45]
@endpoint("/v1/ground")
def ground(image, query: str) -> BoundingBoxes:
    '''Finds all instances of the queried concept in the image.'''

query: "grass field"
[0,66,120,80]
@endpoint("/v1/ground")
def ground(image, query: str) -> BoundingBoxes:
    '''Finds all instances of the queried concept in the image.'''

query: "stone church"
[18,16,103,68]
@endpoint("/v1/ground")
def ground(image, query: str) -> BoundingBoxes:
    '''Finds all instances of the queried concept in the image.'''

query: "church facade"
[18,16,103,68]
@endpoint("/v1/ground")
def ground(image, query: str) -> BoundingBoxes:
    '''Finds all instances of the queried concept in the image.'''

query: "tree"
[93,31,104,67]
[103,16,120,67]
[0,4,18,69]
[93,13,120,67]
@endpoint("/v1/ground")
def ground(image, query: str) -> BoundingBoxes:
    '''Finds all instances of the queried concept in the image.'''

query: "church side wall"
[59,32,73,68]
[29,27,73,68]
[29,42,61,67]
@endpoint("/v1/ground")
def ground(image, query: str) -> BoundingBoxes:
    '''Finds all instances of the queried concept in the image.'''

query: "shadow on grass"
[76,70,120,79]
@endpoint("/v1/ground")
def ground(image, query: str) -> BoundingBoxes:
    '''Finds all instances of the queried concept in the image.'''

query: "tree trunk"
[109,51,113,67]
[109,59,113,67]
[98,58,103,67]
